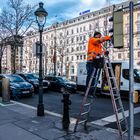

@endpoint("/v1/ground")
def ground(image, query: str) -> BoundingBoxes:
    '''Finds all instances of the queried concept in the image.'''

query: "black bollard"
[61,93,71,131]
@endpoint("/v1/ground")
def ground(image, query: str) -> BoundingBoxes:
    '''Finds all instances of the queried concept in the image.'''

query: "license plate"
[22,91,29,94]
[43,86,48,89]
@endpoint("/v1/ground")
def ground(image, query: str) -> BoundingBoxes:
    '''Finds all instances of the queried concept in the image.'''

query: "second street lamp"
[34,2,48,116]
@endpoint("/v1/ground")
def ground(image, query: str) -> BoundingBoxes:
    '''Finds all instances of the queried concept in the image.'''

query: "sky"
[0,0,127,25]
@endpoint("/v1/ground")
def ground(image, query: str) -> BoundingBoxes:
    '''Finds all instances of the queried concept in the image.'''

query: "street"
[18,90,140,133]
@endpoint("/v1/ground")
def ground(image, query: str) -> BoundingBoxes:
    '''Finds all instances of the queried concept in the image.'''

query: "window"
[77,56,79,60]
[84,55,86,59]
[122,69,129,80]
[51,34,53,38]
[122,69,140,83]
[67,30,69,35]
[71,66,74,74]
[80,36,82,41]
[67,48,69,53]
[83,46,86,50]
[89,24,92,30]
[89,33,92,38]
[137,13,140,21]
[60,40,63,45]
[60,32,63,37]
[83,26,86,31]
[138,52,140,57]
[71,48,74,52]
[80,27,82,32]
[51,50,53,55]
[71,56,74,61]
[83,35,86,41]
[67,39,69,44]
[137,38,140,47]
[96,22,99,28]
[76,36,79,42]
[137,24,140,32]
[71,38,74,43]
[71,29,74,34]
[80,55,82,60]
[104,20,107,26]
[80,46,82,51]
[77,47,79,51]
[118,53,121,59]
[67,57,69,61]
[77,28,79,33]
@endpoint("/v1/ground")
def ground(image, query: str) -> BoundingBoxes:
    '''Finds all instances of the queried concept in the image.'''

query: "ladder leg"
[74,67,96,132]
[104,57,128,139]
[92,68,101,97]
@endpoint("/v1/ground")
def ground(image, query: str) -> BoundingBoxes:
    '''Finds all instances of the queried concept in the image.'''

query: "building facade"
[2,0,139,80]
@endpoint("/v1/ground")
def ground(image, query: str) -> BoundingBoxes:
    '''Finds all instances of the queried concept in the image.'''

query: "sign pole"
[129,1,134,140]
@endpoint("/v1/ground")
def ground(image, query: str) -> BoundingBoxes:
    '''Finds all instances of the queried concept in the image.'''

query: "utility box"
[2,78,10,103]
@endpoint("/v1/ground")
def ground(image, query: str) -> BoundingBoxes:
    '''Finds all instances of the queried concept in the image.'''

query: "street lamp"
[34,2,48,116]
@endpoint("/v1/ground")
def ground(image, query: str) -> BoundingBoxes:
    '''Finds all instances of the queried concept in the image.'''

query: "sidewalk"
[0,99,139,140]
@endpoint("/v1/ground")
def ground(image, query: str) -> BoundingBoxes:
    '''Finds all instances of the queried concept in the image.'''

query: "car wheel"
[60,87,66,93]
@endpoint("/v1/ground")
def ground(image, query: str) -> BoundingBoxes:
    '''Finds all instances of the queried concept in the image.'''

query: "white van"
[77,61,140,98]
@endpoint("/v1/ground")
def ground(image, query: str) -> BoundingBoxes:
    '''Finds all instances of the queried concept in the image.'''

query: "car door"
[45,77,53,88]
[51,77,60,90]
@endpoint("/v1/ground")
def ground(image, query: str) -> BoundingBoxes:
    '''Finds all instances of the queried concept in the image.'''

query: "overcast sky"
[0,0,127,25]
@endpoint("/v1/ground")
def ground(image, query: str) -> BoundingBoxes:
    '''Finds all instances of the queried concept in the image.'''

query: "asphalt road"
[18,90,140,125]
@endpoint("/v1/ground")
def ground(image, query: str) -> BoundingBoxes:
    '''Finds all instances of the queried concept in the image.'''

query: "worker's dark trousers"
[86,58,104,95]
[86,61,99,95]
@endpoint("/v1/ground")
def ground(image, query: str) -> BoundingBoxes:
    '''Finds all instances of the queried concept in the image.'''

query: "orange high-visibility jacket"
[87,36,111,61]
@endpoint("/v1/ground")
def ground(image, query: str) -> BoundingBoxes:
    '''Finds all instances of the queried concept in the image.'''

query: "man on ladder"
[86,31,111,96]
[74,31,128,140]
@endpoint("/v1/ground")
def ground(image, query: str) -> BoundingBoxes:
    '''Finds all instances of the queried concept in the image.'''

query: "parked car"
[44,75,77,93]
[0,74,34,97]
[16,73,50,93]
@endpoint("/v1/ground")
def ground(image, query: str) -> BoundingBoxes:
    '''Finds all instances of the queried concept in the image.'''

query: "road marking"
[11,100,63,118]
[91,106,140,126]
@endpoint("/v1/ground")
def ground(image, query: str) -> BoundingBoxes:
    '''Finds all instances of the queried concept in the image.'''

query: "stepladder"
[74,55,128,140]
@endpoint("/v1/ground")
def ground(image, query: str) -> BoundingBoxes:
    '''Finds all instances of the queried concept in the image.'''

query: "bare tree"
[0,27,11,73]
[57,21,68,76]
[0,0,36,73]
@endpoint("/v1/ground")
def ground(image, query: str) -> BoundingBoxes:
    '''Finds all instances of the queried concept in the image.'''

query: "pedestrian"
[86,31,111,96]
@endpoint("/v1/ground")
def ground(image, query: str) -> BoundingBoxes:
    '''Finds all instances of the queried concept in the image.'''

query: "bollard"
[2,78,10,103]
[61,93,71,131]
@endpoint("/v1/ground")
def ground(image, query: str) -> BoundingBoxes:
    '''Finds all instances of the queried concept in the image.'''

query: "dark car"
[16,73,50,93]
[0,74,34,97]
[44,75,77,93]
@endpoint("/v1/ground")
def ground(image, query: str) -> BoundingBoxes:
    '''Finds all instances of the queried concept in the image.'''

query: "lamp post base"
[37,103,44,116]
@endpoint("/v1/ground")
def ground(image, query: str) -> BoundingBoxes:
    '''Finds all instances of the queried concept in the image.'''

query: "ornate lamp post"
[34,2,48,116]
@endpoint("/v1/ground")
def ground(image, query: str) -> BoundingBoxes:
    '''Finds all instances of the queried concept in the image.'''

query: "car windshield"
[122,69,140,79]
[25,74,38,79]
[57,77,69,82]
[6,75,25,83]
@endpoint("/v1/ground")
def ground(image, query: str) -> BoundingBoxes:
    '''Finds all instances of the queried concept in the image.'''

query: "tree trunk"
[61,55,63,76]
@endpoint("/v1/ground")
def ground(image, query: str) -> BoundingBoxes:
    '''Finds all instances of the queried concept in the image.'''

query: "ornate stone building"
[17,0,140,80]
